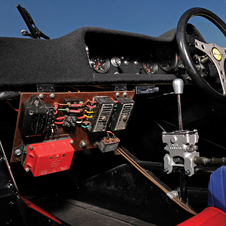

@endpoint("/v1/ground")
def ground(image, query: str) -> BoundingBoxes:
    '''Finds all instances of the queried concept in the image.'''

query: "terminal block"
[110,97,134,131]
[19,95,55,137]
[98,136,120,153]
[88,96,115,133]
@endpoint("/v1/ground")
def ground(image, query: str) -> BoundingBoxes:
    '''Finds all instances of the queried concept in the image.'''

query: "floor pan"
[38,198,156,226]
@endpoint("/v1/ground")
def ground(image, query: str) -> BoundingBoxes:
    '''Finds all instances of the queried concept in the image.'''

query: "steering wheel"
[176,7,226,103]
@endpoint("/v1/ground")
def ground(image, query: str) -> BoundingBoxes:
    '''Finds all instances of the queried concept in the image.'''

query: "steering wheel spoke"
[194,39,226,94]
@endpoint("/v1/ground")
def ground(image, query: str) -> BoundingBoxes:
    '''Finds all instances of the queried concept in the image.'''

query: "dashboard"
[0,27,192,89]
[86,43,185,76]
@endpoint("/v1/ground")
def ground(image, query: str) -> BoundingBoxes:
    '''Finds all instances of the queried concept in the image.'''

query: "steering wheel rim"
[176,7,226,103]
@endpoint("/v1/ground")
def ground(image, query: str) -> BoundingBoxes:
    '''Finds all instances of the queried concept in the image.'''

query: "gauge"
[156,45,178,72]
[91,56,110,74]
[143,60,158,74]
[111,57,121,67]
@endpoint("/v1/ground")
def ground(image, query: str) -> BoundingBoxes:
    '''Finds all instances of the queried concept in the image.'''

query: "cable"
[106,131,115,136]
[85,110,94,114]
[71,103,82,107]
[88,100,97,104]
[54,103,58,115]
[116,147,197,215]
[77,115,86,120]
[54,121,63,125]
[81,124,89,129]
[6,101,19,112]
[56,102,68,106]
[58,108,67,111]
[84,114,93,118]
[110,97,119,103]
[86,105,96,108]
[55,116,65,120]
[70,109,81,113]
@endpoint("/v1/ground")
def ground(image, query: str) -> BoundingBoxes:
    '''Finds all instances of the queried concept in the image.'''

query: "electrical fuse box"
[23,138,74,177]
[88,96,115,133]
[110,97,134,131]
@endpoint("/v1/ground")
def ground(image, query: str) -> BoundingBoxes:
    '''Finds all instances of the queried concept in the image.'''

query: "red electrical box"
[24,138,74,177]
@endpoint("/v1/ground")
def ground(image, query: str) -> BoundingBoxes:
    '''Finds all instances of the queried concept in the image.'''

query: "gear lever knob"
[173,78,184,95]
[172,79,184,131]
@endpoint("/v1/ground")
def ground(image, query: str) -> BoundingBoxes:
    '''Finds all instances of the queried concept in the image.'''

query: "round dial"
[143,60,158,74]
[91,56,110,74]
[111,57,121,67]
[156,45,178,72]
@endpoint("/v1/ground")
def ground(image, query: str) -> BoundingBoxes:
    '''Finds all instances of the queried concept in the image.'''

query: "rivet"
[39,94,44,99]
[50,93,55,99]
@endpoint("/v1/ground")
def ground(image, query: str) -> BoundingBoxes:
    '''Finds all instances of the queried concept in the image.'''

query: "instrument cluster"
[86,44,185,75]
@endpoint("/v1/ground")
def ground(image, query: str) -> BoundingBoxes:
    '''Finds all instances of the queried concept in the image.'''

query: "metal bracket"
[114,83,127,91]
[135,86,159,95]
[162,130,199,176]
[167,190,179,200]
[37,84,55,92]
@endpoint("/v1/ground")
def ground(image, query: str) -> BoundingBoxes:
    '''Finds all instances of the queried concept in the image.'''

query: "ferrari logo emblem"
[212,48,222,61]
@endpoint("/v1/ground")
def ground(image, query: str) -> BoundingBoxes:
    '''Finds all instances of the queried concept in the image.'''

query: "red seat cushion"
[177,207,226,226]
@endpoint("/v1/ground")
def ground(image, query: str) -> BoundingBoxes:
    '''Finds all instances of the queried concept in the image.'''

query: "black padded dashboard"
[0,25,201,87]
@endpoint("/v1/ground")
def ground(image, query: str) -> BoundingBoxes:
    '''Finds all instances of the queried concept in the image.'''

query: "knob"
[173,78,184,95]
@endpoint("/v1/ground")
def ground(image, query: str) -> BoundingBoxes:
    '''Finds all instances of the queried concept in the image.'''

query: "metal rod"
[177,94,183,131]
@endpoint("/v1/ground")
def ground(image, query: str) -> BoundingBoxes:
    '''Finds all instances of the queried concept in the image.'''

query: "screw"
[14,149,22,156]
[25,168,29,172]
[80,140,87,148]
[123,92,127,97]
[70,140,74,145]
[50,93,55,99]
[123,116,127,121]
[29,146,33,151]
[29,110,34,115]
[39,94,44,99]
[116,92,120,97]
[163,168,169,173]
[185,170,190,175]
[8,183,13,188]
[9,201,14,207]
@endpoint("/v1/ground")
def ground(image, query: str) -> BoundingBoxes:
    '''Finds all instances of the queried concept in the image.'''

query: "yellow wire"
[84,114,93,118]
[85,110,94,114]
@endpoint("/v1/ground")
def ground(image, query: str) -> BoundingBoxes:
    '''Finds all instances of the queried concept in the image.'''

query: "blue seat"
[208,165,226,212]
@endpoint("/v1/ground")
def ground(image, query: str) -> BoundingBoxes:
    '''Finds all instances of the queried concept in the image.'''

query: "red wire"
[77,115,86,119]
[70,109,81,113]
[54,103,58,115]
[106,131,115,136]
[71,104,82,107]
[55,116,65,120]
[86,105,96,108]
[54,121,64,125]
[6,101,19,112]
[88,100,97,104]
[110,97,118,103]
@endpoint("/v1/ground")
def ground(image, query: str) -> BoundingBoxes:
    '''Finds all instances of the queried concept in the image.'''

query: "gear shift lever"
[173,78,184,131]
[162,79,199,176]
